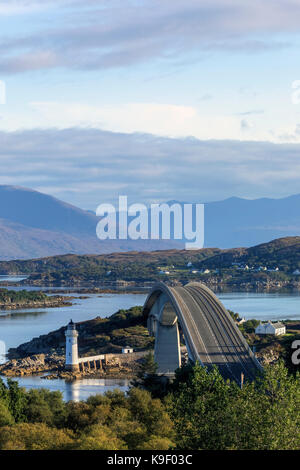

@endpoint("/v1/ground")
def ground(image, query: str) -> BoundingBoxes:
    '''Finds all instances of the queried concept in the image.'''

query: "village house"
[255,321,286,336]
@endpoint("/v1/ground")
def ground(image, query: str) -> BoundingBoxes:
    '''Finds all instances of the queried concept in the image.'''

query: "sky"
[1,0,300,209]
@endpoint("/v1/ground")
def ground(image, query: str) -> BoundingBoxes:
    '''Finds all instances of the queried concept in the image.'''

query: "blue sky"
[1,0,300,209]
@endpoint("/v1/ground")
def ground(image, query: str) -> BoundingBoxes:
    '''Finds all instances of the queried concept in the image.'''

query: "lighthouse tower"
[65,320,79,371]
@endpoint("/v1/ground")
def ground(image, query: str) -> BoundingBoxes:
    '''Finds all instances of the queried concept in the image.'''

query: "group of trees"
[0,360,299,450]
[0,378,174,450]
[0,288,48,304]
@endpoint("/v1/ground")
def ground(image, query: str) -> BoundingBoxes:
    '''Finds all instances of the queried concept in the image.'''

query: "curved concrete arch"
[143,282,263,383]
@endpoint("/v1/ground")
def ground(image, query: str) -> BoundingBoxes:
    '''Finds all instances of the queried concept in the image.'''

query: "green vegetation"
[0,378,174,450]
[0,237,299,288]
[228,310,300,374]
[11,306,154,358]
[0,361,299,450]
[0,288,49,305]
[167,361,300,450]
[0,249,221,278]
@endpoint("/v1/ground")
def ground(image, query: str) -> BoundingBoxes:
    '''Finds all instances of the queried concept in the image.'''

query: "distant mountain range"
[0,186,181,260]
[0,185,299,260]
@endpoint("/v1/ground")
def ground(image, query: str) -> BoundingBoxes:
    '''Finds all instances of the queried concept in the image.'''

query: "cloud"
[0,1,300,74]
[237,109,264,116]
[240,118,253,131]
[0,127,300,209]
[26,101,242,140]
[0,1,68,16]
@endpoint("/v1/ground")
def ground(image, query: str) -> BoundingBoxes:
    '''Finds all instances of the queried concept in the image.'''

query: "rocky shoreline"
[0,345,284,382]
[0,352,145,381]
[0,296,72,310]
[0,354,64,377]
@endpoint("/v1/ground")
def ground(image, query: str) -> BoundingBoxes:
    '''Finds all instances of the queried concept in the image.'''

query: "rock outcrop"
[0,353,64,376]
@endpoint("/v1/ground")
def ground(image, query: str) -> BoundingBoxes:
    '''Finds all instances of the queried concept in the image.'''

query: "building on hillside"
[255,321,286,336]
[256,266,267,272]
[200,269,210,274]
[293,269,300,275]
[122,346,134,354]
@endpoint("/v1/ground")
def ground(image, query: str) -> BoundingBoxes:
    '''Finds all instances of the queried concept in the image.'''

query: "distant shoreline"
[4,279,300,293]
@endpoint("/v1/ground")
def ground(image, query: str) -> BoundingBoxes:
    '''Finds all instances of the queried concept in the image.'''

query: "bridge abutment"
[154,321,181,374]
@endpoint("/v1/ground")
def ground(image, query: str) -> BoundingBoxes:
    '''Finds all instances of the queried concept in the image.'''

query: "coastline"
[0,296,73,310]
[0,350,148,381]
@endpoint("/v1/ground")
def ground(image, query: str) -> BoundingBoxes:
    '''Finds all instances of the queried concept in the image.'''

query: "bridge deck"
[143,282,262,384]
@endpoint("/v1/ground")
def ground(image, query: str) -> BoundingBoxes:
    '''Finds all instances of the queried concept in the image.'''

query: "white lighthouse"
[65,319,79,371]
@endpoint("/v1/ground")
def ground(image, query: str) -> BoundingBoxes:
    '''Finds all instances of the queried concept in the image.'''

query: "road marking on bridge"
[185,286,237,381]
[174,287,212,366]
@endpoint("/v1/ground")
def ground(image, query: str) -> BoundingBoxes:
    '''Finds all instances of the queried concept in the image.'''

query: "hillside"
[0,248,222,277]
[8,306,153,358]
[200,237,300,270]
[0,237,299,288]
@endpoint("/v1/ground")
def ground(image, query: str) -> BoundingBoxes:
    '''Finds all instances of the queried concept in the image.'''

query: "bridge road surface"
[170,283,260,383]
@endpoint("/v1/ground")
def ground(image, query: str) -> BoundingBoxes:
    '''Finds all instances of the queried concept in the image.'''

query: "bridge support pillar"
[154,321,181,374]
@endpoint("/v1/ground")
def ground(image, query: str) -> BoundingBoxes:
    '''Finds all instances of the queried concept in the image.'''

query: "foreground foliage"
[0,361,299,450]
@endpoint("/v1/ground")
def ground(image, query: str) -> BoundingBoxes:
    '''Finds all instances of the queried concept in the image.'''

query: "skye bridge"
[143,282,263,384]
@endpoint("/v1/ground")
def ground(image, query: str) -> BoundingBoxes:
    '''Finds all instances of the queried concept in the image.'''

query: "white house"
[187,262,193,268]
[293,269,300,275]
[257,266,267,272]
[255,321,286,336]
[122,346,134,354]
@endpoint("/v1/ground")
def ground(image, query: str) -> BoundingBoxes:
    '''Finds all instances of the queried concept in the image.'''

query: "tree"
[131,353,160,394]
[5,379,26,423]
[128,388,174,442]
[0,423,74,450]
[24,389,66,427]
[77,424,127,450]
[137,352,158,377]
[168,361,300,450]
[0,401,14,427]
[167,362,234,450]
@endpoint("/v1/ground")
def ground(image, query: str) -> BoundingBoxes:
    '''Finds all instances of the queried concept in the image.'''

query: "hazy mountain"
[0,186,181,260]
[0,185,299,260]
[204,194,300,248]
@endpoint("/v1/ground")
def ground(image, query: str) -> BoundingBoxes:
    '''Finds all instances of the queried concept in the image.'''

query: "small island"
[0,288,72,310]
